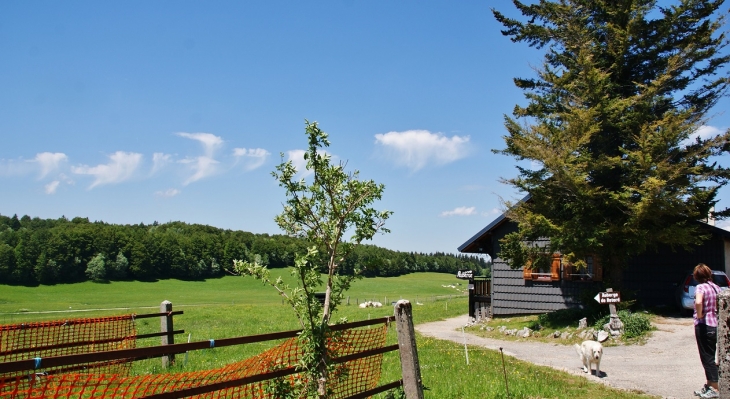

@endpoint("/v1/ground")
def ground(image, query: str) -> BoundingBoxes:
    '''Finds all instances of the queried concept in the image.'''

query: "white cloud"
[151,153,172,175]
[233,147,270,171]
[177,133,223,184]
[71,151,143,189]
[440,206,477,217]
[155,188,181,198]
[177,132,223,157]
[374,130,470,171]
[45,180,60,194]
[694,125,723,140]
[681,125,725,147]
[180,156,219,185]
[286,149,311,177]
[34,152,68,179]
[481,207,501,217]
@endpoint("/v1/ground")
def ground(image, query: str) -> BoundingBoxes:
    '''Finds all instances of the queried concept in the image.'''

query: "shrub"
[593,310,652,339]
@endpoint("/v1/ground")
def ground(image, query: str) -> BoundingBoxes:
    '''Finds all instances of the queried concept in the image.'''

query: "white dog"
[575,340,603,377]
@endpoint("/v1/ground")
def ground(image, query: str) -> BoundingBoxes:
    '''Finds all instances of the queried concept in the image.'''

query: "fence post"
[394,300,424,399]
[719,290,730,397]
[161,300,175,368]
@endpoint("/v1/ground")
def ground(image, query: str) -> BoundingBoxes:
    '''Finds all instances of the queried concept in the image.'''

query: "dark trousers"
[695,323,719,383]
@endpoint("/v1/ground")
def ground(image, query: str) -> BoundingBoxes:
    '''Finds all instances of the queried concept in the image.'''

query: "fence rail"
[0,316,395,375]
[0,302,423,398]
[1,309,187,379]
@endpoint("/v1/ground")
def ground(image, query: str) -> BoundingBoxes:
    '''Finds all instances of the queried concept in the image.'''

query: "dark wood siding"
[488,221,727,314]
[622,236,726,308]
[492,259,602,315]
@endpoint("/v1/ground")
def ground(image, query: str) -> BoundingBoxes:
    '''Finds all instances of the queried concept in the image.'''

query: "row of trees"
[0,213,488,285]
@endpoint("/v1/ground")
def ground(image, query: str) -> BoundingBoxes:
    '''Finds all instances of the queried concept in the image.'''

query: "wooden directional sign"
[456,270,473,280]
[594,291,621,304]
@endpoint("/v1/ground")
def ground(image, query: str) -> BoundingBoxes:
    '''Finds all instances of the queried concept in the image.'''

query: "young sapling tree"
[234,120,391,398]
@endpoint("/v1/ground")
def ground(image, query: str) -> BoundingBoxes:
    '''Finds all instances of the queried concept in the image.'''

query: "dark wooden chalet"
[458,209,730,315]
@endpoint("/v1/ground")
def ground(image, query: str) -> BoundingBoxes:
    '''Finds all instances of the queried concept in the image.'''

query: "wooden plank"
[343,380,404,399]
[132,311,184,319]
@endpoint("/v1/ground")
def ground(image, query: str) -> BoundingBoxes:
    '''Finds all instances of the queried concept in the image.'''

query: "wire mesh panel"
[0,315,137,383]
[0,322,388,399]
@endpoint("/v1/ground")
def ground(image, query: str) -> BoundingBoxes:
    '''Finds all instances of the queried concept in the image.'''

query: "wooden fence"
[0,303,185,378]
[0,300,423,399]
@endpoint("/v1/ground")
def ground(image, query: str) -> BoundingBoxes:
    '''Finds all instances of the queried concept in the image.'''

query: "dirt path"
[416,314,703,399]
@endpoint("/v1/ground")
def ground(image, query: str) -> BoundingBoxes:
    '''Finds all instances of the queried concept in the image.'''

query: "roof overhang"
[457,212,508,254]
[458,194,532,255]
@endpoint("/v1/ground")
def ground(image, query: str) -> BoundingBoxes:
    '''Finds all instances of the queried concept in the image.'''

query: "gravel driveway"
[416,314,703,399]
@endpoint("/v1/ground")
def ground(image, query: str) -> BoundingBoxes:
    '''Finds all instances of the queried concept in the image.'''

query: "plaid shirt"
[695,281,720,327]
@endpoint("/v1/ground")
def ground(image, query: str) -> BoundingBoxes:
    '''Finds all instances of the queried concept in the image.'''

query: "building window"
[523,254,561,281]
[562,255,602,282]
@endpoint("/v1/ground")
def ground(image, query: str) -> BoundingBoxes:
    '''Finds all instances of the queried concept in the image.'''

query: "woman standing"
[693,263,720,398]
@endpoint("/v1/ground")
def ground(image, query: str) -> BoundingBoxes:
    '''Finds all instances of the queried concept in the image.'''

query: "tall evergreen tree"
[493,0,730,284]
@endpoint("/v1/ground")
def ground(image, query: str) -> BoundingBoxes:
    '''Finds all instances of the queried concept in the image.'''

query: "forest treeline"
[0,213,489,285]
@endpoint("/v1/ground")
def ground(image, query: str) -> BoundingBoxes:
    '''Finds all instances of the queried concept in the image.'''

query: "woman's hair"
[694,263,713,283]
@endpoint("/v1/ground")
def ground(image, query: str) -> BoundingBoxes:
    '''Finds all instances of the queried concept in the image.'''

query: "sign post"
[457,270,475,319]
[594,288,624,337]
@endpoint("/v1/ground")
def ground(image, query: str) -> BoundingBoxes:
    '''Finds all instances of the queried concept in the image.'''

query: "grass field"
[0,273,656,398]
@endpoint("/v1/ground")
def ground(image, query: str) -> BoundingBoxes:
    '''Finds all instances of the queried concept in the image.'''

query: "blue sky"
[1,1,729,254]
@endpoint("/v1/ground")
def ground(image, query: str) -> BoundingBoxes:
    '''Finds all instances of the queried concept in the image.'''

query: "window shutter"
[551,254,561,281]
[523,261,532,279]
[592,257,603,281]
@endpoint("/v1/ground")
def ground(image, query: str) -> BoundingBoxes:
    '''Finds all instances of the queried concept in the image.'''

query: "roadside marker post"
[594,288,624,337]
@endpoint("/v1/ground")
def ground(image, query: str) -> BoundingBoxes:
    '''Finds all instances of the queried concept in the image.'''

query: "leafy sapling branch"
[234,120,391,398]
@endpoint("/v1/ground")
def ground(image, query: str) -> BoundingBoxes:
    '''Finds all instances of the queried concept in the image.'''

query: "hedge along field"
[0,273,652,398]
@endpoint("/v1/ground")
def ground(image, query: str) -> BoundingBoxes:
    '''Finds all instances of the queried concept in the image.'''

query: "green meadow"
[0,273,655,398]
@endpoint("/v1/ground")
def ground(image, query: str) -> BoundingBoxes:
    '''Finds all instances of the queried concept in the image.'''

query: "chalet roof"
[457,194,530,254]
[456,212,506,254]
[457,193,730,254]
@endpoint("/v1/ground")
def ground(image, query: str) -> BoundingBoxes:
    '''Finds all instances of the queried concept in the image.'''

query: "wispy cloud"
[0,158,35,177]
[177,132,223,184]
[177,132,223,157]
[151,153,173,175]
[233,148,270,171]
[45,180,60,194]
[481,207,501,217]
[71,151,143,189]
[39,171,73,194]
[374,130,470,171]
[154,188,181,198]
[34,152,68,179]
[440,206,476,217]
[180,156,219,185]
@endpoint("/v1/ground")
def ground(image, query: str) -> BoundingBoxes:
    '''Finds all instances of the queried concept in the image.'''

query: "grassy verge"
[0,275,655,398]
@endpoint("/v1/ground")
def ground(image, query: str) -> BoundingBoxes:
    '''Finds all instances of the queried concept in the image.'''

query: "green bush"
[593,310,652,339]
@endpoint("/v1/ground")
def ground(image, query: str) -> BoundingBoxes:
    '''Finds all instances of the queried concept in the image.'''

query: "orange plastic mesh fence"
[0,315,137,379]
[0,323,388,399]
